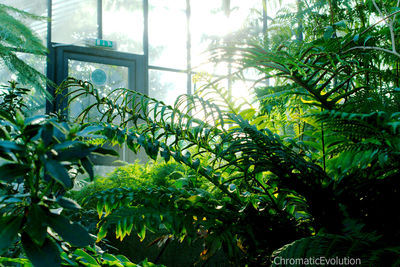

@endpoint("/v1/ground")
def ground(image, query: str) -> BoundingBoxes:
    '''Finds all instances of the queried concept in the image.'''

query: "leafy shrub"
[61,1,400,264]
[69,159,201,207]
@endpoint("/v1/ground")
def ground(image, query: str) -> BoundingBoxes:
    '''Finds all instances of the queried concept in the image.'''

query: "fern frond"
[272,232,400,267]
[0,4,48,94]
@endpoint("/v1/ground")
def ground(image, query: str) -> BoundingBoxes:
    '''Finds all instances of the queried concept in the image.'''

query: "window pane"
[230,0,263,33]
[67,60,129,122]
[149,0,186,70]
[191,0,263,75]
[190,0,226,74]
[1,0,47,43]
[149,70,187,106]
[52,0,97,45]
[103,0,143,54]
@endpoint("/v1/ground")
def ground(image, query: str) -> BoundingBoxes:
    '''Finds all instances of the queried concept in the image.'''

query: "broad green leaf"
[24,114,46,125]
[45,160,72,188]
[47,214,93,247]
[93,147,119,156]
[0,215,23,253]
[22,234,61,267]
[80,157,94,180]
[0,140,25,152]
[55,145,94,161]
[0,163,29,182]
[56,197,81,211]
[15,110,25,127]
[73,249,99,266]
[25,205,47,246]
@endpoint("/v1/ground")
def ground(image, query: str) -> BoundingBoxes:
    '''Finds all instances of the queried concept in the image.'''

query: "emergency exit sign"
[85,38,117,50]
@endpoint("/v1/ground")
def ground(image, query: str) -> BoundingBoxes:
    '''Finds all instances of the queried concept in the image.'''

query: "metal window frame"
[47,44,145,113]
[45,0,269,113]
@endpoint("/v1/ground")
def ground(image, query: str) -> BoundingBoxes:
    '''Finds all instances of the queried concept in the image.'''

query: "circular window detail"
[91,69,107,86]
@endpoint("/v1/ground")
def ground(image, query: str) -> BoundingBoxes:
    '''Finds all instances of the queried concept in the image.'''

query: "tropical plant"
[58,1,400,266]
[0,3,163,266]
[0,80,127,266]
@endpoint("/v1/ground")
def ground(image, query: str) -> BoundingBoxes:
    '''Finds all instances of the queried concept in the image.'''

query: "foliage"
[2,0,400,266]
[0,4,48,94]
[59,1,400,266]
[70,159,200,208]
[0,80,127,266]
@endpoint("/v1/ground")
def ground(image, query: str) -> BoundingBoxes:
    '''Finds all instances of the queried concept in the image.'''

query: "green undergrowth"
[69,159,209,208]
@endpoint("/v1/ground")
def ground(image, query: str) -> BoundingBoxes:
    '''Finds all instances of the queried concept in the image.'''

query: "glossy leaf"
[47,214,93,247]
[56,197,81,211]
[0,215,22,253]
[22,234,61,267]
[45,160,72,188]
[25,205,47,246]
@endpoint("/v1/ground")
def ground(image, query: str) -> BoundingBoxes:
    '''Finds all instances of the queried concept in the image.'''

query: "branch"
[372,0,397,53]
[343,46,400,58]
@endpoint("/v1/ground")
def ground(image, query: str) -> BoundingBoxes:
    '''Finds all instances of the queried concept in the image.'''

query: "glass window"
[67,59,129,122]
[103,0,143,54]
[52,0,97,45]
[149,0,187,70]
[230,0,262,33]
[190,0,226,75]
[191,0,264,76]
[149,70,187,106]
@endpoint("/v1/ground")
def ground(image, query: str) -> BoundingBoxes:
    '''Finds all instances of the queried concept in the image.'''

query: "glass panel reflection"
[52,0,97,45]
[68,60,128,122]
[149,69,187,106]
[103,0,143,54]
[149,0,186,69]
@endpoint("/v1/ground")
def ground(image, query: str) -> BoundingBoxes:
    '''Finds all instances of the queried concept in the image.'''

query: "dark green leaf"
[93,147,119,156]
[55,145,94,161]
[25,205,48,246]
[80,157,94,180]
[0,163,30,182]
[0,215,23,253]
[0,140,25,152]
[22,233,61,267]
[22,124,41,140]
[45,160,72,188]
[56,197,81,211]
[47,214,93,247]
[40,124,53,147]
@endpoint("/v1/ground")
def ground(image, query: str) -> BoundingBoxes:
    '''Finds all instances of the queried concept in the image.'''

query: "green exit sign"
[85,38,117,50]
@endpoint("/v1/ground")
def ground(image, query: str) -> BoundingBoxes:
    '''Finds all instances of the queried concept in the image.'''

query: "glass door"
[50,45,146,167]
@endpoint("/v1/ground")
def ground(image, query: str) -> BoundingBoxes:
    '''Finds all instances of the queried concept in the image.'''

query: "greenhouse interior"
[0,0,399,266]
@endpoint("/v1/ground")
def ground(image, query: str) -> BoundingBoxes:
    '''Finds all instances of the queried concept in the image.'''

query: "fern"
[0,4,48,95]
[272,232,400,267]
